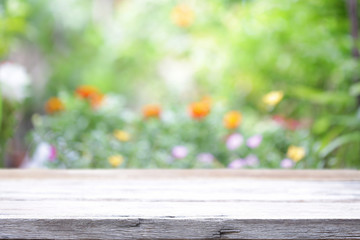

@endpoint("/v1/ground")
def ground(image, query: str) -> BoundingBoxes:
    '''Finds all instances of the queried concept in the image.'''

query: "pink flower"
[228,158,247,169]
[245,154,259,167]
[246,135,262,148]
[172,146,188,159]
[272,115,301,131]
[49,145,57,162]
[197,153,215,164]
[280,158,295,168]
[272,115,286,125]
[226,133,243,150]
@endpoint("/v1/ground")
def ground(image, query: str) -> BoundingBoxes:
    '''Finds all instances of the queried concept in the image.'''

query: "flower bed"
[29,86,313,169]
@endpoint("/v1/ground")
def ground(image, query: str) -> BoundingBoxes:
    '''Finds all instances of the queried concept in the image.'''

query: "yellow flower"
[287,145,305,162]
[171,4,195,27]
[262,91,284,106]
[114,130,131,142]
[108,155,124,167]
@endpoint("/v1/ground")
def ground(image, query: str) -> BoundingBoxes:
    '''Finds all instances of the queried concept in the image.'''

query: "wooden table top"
[0,169,359,239]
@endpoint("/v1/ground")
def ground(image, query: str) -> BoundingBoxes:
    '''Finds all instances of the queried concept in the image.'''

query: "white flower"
[0,62,30,102]
[24,142,51,168]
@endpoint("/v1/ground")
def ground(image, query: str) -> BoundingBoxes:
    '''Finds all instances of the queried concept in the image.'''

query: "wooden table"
[0,170,360,239]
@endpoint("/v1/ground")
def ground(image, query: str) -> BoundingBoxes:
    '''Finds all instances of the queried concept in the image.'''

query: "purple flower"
[228,158,247,169]
[245,154,259,167]
[226,133,243,150]
[49,145,57,162]
[280,158,295,168]
[246,135,262,148]
[197,153,215,164]
[172,146,188,159]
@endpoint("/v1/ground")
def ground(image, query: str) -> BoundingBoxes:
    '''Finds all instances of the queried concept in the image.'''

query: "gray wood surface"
[0,169,359,239]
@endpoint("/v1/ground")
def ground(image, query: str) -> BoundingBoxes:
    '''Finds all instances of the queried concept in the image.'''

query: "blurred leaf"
[312,117,330,135]
[320,132,360,158]
[289,86,353,105]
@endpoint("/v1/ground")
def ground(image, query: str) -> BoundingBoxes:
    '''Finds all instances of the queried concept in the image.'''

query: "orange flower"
[76,85,99,98]
[76,85,104,108]
[223,111,242,129]
[45,97,65,114]
[171,4,195,27]
[142,104,161,119]
[189,99,211,119]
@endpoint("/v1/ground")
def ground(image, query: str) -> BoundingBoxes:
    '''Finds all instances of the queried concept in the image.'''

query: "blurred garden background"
[0,0,359,169]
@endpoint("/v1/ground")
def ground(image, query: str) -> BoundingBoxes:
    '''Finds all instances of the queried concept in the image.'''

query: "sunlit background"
[0,0,359,169]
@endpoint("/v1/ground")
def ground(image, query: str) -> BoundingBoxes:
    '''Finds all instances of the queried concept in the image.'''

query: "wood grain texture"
[0,169,359,240]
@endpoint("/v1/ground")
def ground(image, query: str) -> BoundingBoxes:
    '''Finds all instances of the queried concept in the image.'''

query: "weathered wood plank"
[1,218,360,240]
[0,170,359,239]
[1,169,360,180]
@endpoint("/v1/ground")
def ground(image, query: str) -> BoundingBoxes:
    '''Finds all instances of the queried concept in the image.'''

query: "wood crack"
[212,227,241,239]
